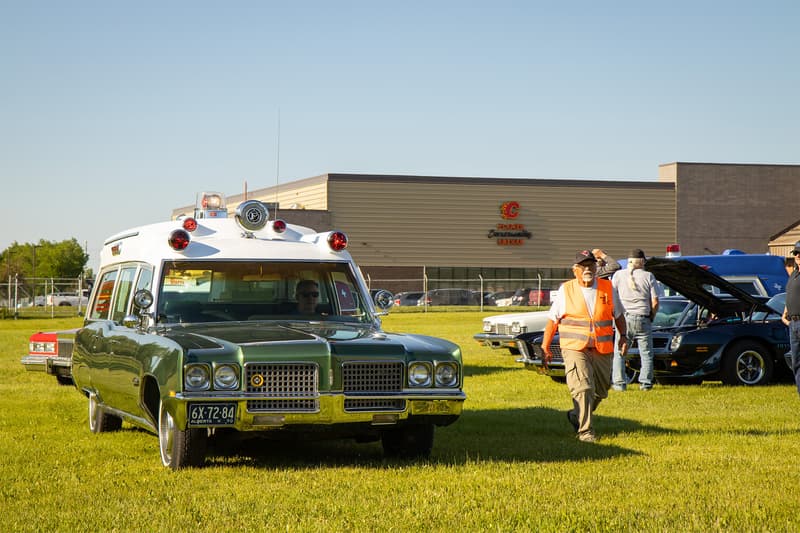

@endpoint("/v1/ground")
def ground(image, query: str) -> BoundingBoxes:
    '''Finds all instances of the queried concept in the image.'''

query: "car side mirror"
[373,290,394,312]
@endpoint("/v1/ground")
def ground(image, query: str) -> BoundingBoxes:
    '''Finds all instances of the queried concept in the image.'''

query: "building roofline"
[323,173,672,189]
[659,161,800,169]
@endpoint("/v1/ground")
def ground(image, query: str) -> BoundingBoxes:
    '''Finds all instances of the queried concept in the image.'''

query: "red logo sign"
[500,201,520,220]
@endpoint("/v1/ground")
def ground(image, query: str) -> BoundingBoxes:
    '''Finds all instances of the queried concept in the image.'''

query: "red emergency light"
[328,231,348,251]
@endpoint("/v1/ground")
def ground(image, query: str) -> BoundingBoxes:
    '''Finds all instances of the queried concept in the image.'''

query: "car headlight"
[408,362,432,387]
[510,321,523,334]
[435,362,459,387]
[670,333,683,352]
[482,321,492,332]
[184,364,211,391]
[213,364,240,390]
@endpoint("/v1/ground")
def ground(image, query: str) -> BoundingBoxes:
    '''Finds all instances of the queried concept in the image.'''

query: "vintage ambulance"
[72,193,465,469]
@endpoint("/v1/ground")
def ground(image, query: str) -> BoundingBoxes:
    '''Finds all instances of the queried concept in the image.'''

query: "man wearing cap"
[542,250,628,442]
[611,249,662,391]
[781,241,800,397]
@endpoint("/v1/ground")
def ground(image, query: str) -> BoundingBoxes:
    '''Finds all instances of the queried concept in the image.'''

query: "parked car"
[393,291,424,306]
[20,330,77,385]
[70,196,466,469]
[516,258,791,386]
[418,288,481,306]
[489,290,517,307]
[509,288,551,306]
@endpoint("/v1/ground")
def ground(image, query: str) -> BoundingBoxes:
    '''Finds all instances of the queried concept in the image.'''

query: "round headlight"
[184,364,210,390]
[408,362,432,387]
[214,364,239,390]
[669,333,683,352]
[435,363,459,387]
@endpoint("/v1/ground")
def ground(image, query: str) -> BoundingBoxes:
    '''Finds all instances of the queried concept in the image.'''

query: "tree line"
[1,239,91,284]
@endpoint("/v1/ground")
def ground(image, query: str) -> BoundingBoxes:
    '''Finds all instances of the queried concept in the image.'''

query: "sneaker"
[612,384,626,392]
[566,411,579,433]
[640,384,653,391]
[578,432,597,443]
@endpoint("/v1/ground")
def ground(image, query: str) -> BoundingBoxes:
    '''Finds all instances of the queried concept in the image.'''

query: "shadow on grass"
[202,406,665,469]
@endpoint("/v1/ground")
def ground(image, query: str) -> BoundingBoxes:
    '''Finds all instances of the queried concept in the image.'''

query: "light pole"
[31,244,40,305]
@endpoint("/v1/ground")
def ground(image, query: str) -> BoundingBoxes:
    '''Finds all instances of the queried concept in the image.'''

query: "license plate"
[188,402,237,427]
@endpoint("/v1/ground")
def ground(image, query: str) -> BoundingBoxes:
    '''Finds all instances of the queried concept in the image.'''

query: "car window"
[89,270,118,320]
[652,299,690,328]
[111,266,138,323]
[156,260,370,323]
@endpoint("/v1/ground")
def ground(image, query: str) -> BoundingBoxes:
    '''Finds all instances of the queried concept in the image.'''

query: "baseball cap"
[574,250,597,264]
[628,248,646,259]
[794,241,800,253]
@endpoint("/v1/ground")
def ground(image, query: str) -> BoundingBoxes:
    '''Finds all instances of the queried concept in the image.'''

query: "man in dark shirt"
[781,240,800,397]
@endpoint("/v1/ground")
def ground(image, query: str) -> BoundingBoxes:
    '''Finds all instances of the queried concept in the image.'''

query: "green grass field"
[2,312,799,531]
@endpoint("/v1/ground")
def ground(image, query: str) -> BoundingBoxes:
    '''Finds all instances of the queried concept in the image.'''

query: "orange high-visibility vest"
[558,278,615,354]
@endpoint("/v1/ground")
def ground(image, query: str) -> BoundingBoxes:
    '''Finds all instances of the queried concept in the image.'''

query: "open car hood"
[646,258,774,317]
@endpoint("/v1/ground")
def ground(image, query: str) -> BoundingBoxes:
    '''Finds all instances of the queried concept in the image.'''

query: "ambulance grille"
[244,363,319,412]
[342,361,405,412]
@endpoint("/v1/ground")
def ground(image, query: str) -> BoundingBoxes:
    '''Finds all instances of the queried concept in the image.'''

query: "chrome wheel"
[722,340,773,386]
[158,401,176,467]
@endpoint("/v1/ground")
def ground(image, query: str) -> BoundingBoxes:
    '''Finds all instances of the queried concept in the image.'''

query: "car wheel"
[381,424,434,459]
[721,340,774,386]
[158,400,207,470]
[56,375,74,386]
[88,393,122,433]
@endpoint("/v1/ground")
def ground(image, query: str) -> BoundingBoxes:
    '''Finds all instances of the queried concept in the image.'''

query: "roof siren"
[235,200,269,232]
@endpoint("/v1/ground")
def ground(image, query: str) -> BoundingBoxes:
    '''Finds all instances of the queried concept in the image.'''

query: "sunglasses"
[299,291,319,298]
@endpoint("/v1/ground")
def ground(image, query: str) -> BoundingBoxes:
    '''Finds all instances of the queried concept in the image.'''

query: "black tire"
[56,375,74,386]
[382,424,434,459]
[721,340,774,386]
[158,400,207,470]
[88,393,122,433]
[508,347,520,356]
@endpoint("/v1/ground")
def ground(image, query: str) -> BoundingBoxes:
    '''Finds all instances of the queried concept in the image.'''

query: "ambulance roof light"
[195,192,228,219]
[666,244,681,257]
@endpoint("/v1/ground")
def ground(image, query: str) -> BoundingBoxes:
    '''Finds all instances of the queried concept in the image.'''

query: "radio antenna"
[274,108,280,219]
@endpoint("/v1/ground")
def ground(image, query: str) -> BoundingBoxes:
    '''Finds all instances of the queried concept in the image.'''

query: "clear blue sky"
[2,1,798,269]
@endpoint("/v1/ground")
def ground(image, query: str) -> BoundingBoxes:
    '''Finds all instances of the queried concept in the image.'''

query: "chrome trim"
[174,390,466,401]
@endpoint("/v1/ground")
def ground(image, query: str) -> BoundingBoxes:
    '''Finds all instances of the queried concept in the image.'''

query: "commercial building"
[173,162,800,293]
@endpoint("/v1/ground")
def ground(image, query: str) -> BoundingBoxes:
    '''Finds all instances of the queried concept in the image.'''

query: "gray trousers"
[563,347,612,437]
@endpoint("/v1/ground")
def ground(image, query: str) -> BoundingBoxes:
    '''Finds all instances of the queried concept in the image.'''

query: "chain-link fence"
[1,275,88,317]
[364,275,568,311]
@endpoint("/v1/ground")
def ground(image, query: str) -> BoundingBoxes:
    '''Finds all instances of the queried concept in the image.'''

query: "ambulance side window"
[90,270,118,320]
[111,266,138,323]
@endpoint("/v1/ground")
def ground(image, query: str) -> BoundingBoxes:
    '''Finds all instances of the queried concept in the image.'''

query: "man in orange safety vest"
[542,250,628,442]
